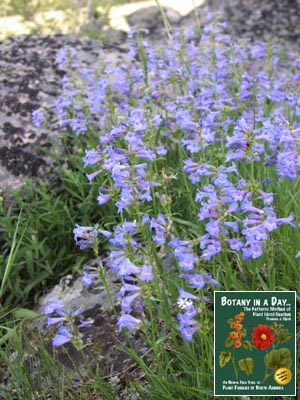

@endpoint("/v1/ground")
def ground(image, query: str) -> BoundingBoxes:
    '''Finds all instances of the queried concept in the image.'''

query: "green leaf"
[0,326,17,346]
[238,358,254,375]
[219,351,231,367]
[13,308,41,321]
[0,332,13,346]
[240,328,247,337]
[275,329,292,344]
[225,337,235,347]
[272,322,284,330]
[264,348,292,369]
[0,209,27,299]
[242,340,253,351]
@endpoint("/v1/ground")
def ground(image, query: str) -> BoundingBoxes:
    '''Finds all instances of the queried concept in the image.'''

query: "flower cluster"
[177,289,200,341]
[43,299,91,348]
[228,311,246,348]
[32,108,45,128]
[108,220,155,331]
[195,177,295,260]
[73,224,111,250]
[219,310,252,378]
[36,17,300,343]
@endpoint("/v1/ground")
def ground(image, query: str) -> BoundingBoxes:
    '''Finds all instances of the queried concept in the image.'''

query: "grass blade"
[0,209,27,299]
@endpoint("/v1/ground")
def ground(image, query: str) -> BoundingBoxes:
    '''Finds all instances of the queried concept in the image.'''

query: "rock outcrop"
[1,0,300,192]
[0,34,130,191]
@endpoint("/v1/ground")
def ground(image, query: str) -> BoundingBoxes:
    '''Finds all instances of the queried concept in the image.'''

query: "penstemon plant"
[34,15,300,395]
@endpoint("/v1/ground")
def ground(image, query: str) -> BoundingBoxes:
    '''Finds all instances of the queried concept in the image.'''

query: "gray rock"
[34,248,176,327]
[25,259,150,384]
[126,5,182,33]
[126,5,185,45]
[178,0,222,30]
[35,267,120,324]
[2,1,300,194]
[101,26,128,44]
[179,0,300,49]
[209,0,300,48]
[0,34,130,192]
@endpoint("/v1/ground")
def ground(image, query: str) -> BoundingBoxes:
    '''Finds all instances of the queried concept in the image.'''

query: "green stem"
[231,349,239,379]
[98,267,118,317]
[262,371,271,384]
[177,140,197,221]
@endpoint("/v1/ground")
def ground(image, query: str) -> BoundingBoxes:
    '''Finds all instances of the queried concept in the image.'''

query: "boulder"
[194,0,300,48]
[25,251,175,382]
[1,0,300,193]
[0,34,130,192]
[126,6,182,30]
[29,258,147,381]
[220,0,300,46]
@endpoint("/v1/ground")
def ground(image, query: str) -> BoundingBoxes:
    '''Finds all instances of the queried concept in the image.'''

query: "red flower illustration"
[252,324,275,350]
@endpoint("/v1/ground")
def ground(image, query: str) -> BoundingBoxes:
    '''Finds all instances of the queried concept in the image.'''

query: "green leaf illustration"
[219,351,231,367]
[238,358,254,375]
[264,348,292,369]
[272,322,283,330]
[225,337,235,347]
[227,318,235,325]
[242,340,252,351]
[240,328,247,337]
[275,329,292,344]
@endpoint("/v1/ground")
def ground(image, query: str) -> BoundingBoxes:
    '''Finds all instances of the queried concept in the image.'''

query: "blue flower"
[73,224,100,250]
[117,258,140,277]
[177,291,200,342]
[81,271,98,286]
[201,239,222,261]
[179,325,199,342]
[97,188,111,205]
[46,317,65,327]
[32,109,45,128]
[178,253,196,272]
[44,299,64,315]
[118,314,141,331]
[186,273,206,289]
[52,326,73,347]
[121,293,140,312]
[140,264,154,281]
[119,283,141,296]
[205,272,219,286]
[83,149,101,167]
[178,289,199,302]
[56,46,78,70]
[86,170,100,183]
[227,238,244,251]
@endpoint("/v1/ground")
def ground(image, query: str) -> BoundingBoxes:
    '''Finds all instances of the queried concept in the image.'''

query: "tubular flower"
[52,326,73,347]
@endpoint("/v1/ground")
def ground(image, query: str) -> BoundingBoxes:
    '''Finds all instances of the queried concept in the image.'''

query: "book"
[214,291,296,397]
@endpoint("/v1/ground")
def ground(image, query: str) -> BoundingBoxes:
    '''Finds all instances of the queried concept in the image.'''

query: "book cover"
[214,291,296,396]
